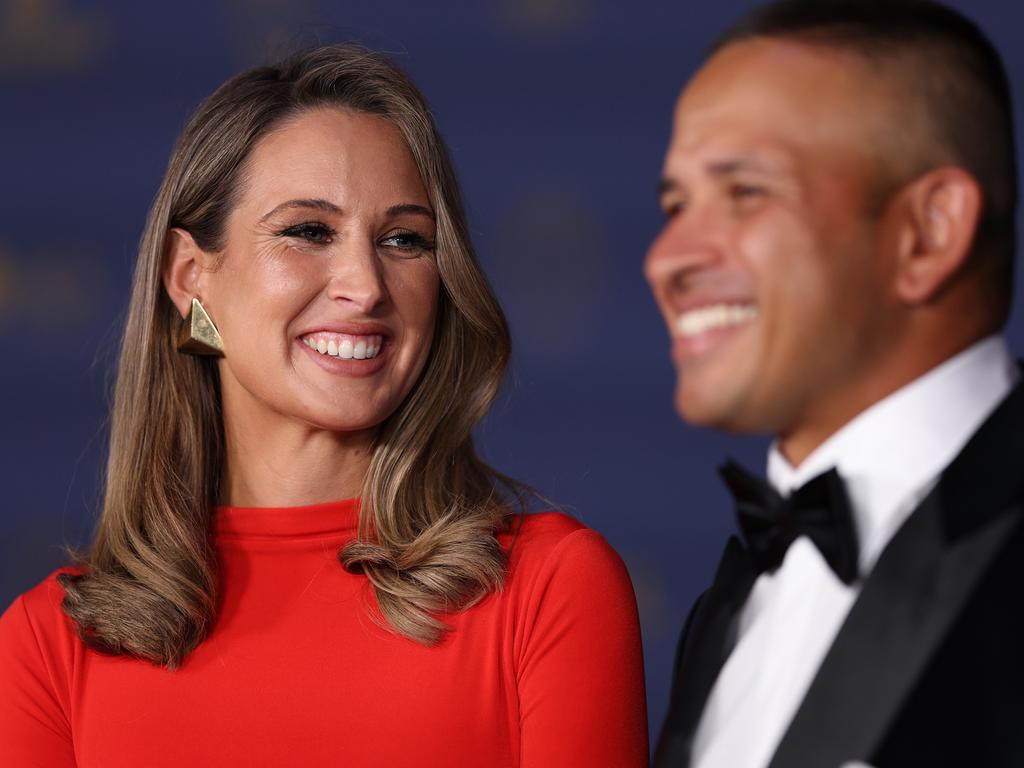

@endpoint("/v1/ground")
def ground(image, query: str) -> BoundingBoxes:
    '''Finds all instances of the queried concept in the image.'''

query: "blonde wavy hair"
[59,45,521,667]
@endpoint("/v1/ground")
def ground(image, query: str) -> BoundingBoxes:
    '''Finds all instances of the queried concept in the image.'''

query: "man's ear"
[891,166,982,304]
[163,228,211,319]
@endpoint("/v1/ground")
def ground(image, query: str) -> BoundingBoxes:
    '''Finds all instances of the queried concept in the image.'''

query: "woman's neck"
[220,410,374,508]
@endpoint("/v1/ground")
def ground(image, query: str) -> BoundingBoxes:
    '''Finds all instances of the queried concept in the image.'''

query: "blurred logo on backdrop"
[226,0,317,66]
[496,0,589,32]
[0,243,107,334]
[0,0,110,76]
[489,183,609,365]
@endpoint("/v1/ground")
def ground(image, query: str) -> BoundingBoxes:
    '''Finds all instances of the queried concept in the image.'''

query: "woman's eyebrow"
[259,198,343,223]
[258,200,435,222]
[387,203,435,219]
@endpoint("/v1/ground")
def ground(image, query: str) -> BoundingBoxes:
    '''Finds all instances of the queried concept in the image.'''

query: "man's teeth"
[303,334,383,360]
[676,304,758,338]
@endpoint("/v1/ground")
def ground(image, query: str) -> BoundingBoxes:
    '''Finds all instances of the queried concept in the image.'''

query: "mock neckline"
[213,497,360,539]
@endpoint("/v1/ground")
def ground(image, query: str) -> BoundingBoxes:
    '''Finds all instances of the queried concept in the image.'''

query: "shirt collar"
[766,335,1019,572]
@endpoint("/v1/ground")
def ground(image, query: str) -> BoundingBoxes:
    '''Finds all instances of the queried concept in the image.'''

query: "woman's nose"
[326,237,389,313]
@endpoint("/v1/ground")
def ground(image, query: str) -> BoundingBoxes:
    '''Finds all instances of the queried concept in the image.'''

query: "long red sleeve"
[515,528,649,766]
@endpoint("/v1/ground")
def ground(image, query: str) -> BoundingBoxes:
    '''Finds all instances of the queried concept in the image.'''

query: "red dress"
[0,501,648,767]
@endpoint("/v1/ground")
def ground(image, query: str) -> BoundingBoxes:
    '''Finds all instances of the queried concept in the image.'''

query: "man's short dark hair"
[715,0,1017,321]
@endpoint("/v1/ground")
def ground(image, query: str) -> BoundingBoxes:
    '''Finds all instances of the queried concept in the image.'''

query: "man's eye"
[278,222,335,244]
[730,184,765,200]
[661,200,688,219]
[380,231,436,253]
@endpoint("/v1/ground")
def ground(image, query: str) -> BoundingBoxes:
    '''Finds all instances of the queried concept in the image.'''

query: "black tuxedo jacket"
[655,376,1024,767]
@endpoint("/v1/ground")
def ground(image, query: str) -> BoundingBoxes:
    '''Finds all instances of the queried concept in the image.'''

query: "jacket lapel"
[655,536,755,767]
[769,377,1024,768]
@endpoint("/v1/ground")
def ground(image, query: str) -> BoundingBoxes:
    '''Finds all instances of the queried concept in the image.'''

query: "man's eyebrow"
[259,198,343,223]
[658,155,783,198]
[706,157,777,176]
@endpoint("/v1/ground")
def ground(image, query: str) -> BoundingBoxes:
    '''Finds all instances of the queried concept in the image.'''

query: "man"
[645,1,1024,766]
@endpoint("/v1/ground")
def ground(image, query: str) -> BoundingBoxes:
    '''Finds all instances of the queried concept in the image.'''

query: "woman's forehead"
[237,109,430,217]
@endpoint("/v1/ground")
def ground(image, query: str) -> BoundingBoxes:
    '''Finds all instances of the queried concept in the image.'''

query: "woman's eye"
[380,231,436,254]
[278,222,335,244]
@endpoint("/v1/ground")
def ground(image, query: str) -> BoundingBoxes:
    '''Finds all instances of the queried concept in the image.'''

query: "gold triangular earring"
[177,297,225,357]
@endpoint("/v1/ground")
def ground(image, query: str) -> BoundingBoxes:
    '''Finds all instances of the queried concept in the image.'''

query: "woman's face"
[202,107,440,435]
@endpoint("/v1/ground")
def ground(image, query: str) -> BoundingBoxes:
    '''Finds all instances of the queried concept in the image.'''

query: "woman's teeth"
[303,334,383,360]
[676,304,758,338]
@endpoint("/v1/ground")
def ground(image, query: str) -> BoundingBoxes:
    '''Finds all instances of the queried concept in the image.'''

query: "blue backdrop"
[2,0,1023,744]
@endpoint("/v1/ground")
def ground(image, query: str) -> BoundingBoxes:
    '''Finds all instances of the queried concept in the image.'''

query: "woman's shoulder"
[503,510,608,556]
[501,512,633,595]
[493,512,645,737]
[5,567,78,612]
[0,568,81,661]
[0,570,82,759]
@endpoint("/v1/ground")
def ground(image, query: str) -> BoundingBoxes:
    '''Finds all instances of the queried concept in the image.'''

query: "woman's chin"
[290,406,387,437]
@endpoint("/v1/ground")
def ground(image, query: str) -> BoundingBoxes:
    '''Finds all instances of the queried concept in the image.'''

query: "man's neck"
[778,332,1003,467]
[767,334,1017,572]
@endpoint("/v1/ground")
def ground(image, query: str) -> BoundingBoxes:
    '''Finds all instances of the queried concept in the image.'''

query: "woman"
[0,46,647,766]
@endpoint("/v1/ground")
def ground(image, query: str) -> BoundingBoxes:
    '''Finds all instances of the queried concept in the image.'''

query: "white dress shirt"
[691,336,1019,768]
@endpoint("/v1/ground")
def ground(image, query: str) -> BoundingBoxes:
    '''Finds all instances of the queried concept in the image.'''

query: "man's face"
[645,39,904,452]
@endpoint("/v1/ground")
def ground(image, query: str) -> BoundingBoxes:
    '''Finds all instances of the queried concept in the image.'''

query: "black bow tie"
[719,459,860,585]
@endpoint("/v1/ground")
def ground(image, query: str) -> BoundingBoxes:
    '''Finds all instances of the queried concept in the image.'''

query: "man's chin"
[674,386,730,429]
[673,380,761,433]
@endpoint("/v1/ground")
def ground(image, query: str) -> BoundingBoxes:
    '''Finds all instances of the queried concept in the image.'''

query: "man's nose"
[643,211,724,290]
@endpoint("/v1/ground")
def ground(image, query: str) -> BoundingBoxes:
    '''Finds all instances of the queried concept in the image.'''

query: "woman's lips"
[297,332,391,376]
[301,332,384,360]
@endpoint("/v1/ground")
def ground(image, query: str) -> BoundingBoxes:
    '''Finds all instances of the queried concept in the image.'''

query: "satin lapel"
[768,497,1019,767]
[656,536,755,766]
[769,376,1024,768]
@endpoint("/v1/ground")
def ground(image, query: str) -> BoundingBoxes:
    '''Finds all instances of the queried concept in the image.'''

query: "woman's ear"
[891,166,982,304]
[163,228,209,319]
